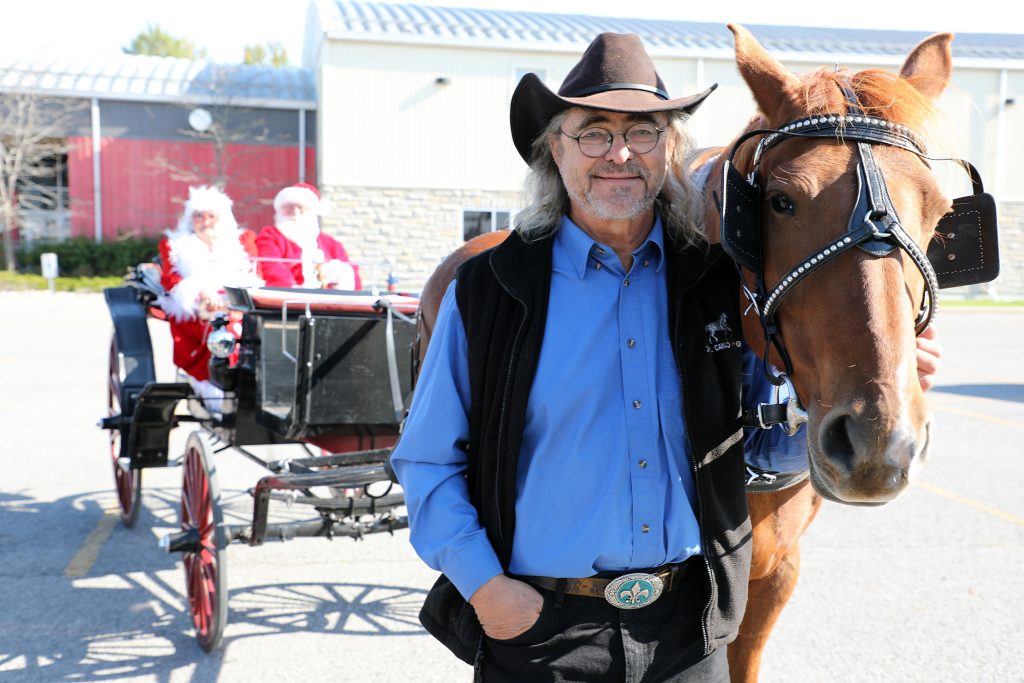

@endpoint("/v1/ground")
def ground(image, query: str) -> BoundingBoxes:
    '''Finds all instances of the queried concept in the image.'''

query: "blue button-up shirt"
[391,216,805,601]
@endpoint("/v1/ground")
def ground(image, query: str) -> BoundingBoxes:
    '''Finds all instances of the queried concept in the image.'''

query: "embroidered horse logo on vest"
[705,312,732,344]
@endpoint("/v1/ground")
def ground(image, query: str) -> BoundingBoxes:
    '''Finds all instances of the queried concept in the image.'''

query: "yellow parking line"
[914,481,1024,526]
[930,404,1024,430]
[64,507,121,577]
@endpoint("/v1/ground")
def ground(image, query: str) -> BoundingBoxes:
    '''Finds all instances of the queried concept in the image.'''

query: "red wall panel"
[68,138,316,241]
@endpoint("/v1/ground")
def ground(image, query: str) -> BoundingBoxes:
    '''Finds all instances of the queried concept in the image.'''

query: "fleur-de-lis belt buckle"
[604,573,664,609]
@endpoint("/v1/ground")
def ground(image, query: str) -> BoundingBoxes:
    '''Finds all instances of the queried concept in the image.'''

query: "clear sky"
[4,0,1019,66]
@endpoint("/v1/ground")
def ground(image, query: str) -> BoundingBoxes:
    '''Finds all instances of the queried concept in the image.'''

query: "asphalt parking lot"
[1,290,1021,682]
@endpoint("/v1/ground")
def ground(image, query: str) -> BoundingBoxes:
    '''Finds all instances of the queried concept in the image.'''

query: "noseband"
[719,103,999,434]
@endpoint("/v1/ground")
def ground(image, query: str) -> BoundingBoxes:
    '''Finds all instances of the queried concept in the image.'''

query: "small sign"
[41,252,59,279]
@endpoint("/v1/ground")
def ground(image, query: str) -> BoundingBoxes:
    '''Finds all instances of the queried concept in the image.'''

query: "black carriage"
[100,264,418,650]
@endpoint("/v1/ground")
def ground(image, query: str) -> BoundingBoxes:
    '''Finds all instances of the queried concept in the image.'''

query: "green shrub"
[15,236,161,277]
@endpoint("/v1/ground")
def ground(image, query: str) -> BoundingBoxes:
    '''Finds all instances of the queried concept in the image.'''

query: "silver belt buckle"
[604,572,664,609]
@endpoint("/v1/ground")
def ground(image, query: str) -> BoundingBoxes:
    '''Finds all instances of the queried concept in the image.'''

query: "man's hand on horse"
[469,573,544,641]
[916,325,942,392]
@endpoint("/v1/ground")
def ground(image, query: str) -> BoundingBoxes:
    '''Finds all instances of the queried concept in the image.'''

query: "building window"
[462,209,512,241]
[15,146,71,244]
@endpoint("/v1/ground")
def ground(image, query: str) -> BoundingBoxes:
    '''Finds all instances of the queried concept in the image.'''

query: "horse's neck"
[687,146,726,245]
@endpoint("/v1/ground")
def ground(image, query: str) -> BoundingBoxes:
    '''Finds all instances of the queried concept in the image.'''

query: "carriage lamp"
[207,326,237,358]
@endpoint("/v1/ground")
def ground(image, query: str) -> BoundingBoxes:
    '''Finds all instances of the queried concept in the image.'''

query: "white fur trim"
[274,186,320,214]
[159,232,262,320]
[320,259,356,290]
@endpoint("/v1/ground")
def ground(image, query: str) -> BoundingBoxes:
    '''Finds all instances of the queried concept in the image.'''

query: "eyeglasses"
[560,123,666,158]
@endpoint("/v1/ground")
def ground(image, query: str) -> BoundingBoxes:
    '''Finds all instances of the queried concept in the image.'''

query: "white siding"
[320,41,577,191]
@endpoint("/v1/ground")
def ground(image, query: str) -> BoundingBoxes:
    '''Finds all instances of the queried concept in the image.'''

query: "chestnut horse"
[414,26,960,682]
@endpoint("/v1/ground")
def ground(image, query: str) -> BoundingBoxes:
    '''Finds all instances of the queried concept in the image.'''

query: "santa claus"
[255,182,361,289]
[158,186,263,406]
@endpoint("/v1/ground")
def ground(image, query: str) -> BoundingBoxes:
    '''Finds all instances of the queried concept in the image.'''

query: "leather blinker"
[928,190,1000,289]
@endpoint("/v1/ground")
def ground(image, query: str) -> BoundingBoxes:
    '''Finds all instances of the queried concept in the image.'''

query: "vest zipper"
[492,267,529,553]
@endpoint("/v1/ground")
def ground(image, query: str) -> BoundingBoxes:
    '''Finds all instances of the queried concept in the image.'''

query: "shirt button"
[595,262,603,270]
[638,459,648,469]
[643,260,650,268]
[641,524,650,533]
[596,246,606,255]
[633,400,642,409]
[623,278,630,287]
[627,338,636,348]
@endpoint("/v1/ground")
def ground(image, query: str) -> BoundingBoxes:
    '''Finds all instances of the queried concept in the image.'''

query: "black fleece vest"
[418,229,752,664]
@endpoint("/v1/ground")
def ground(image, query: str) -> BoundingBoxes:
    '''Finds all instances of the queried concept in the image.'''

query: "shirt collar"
[556,215,667,279]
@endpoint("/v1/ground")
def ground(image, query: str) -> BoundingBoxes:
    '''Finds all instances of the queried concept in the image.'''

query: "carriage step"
[262,490,404,513]
[255,464,391,491]
[284,447,393,470]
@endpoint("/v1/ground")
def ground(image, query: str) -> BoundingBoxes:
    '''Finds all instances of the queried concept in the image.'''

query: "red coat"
[158,230,259,381]
[255,225,362,289]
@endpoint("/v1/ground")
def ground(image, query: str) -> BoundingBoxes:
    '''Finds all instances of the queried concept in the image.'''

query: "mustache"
[589,161,650,180]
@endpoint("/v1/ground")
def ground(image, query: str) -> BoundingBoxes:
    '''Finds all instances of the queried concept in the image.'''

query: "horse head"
[704,25,957,505]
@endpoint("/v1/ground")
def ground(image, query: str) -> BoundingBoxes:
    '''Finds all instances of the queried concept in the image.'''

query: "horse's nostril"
[820,413,855,469]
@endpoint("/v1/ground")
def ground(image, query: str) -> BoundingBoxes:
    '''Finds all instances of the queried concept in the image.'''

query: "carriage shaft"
[226,514,408,545]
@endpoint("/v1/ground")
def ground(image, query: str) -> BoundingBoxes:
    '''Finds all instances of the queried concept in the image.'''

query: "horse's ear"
[729,24,802,122]
[899,32,954,100]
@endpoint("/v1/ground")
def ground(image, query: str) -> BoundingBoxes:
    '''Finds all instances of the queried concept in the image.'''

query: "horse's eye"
[769,194,795,214]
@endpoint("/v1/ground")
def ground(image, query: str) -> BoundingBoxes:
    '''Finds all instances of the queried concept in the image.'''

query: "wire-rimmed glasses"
[560,123,665,158]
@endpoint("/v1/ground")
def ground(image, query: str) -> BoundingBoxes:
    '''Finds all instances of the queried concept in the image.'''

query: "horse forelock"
[725,66,950,174]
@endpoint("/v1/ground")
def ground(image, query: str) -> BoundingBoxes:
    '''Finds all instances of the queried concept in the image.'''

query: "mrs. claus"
[158,186,263,403]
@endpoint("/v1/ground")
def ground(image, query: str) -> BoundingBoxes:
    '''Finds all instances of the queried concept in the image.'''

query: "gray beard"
[567,163,663,221]
[568,185,657,221]
[275,214,320,247]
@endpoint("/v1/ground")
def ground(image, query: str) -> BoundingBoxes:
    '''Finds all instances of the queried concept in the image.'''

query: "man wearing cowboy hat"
[391,33,939,681]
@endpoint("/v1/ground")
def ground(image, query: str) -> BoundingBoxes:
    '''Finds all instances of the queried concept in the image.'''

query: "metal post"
[994,69,1008,201]
[90,98,103,243]
[298,108,306,182]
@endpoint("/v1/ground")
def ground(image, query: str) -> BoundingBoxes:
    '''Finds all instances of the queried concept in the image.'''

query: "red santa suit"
[255,182,361,290]
[158,186,263,384]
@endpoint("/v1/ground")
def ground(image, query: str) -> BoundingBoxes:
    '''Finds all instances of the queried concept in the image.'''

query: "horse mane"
[730,66,949,171]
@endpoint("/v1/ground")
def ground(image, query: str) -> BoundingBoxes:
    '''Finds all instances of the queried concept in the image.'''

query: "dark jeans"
[475,566,729,683]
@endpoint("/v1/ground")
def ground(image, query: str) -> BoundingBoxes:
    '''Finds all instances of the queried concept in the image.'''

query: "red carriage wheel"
[180,430,228,651]
[108,334,142,527]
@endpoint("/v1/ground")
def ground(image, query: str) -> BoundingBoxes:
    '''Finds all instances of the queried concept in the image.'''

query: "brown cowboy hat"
[510,32,717,162]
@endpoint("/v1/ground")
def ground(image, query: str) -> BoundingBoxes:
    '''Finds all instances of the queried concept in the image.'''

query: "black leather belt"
[520,558,697,610]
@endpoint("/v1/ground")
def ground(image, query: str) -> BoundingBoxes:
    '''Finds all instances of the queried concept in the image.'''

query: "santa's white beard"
[275,214,321,250]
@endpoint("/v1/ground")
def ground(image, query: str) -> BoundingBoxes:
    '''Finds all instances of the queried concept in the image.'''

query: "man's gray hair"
[514,109,707,249]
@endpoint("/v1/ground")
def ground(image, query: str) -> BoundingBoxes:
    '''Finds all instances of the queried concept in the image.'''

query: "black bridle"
[719,106,999,434]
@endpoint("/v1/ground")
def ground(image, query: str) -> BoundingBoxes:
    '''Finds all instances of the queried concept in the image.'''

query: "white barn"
[303,0,1024,295]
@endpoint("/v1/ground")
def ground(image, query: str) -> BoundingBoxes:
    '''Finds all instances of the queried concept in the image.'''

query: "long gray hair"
[514,109,706,249]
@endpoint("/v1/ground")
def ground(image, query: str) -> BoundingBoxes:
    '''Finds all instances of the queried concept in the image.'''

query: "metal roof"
[0,55,316,109]
[314,0,1024,64]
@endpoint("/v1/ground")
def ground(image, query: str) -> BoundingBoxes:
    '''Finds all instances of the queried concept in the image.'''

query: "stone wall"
[990,201,1024,299]
[320,186,1024,301]
[320,185,522,292]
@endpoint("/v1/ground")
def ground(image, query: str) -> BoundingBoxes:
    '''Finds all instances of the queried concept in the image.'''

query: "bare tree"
[0,92,87,271]
[147,63,298,213]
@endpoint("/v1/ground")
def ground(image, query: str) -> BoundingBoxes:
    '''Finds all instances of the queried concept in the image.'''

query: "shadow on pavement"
[932,383,1024,403]
[0,487,426,683]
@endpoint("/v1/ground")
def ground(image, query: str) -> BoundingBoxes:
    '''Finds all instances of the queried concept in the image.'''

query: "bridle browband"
[724,112,941,381]
[720,99,998,435]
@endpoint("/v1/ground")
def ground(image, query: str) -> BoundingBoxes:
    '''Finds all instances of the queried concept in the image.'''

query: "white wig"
[170,185,239,237]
